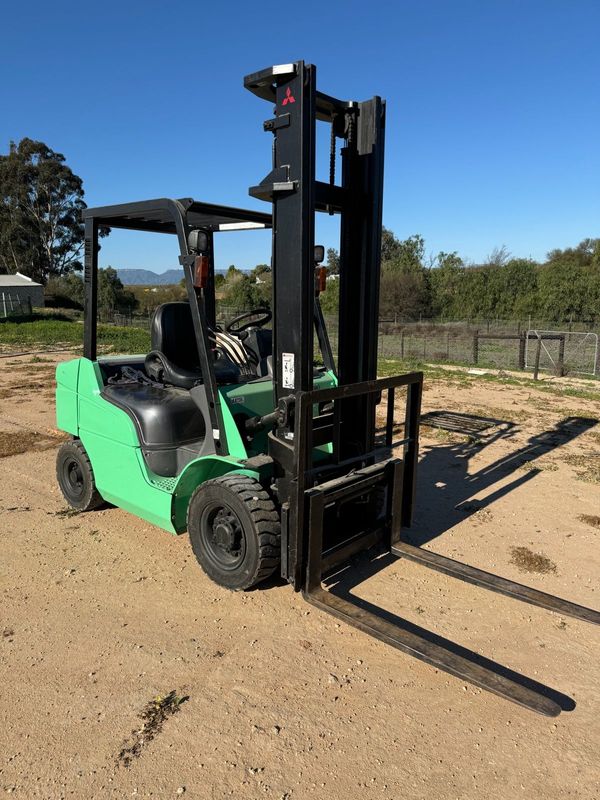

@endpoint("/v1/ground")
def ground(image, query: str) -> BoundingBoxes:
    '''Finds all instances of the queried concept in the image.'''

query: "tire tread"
[187,474,280,590]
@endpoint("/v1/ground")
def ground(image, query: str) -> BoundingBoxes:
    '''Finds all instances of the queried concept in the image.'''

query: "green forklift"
[56,61,599,716]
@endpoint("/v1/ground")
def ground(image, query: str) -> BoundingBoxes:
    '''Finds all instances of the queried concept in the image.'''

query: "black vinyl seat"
[102,382,206,449]
[145,302,240,389]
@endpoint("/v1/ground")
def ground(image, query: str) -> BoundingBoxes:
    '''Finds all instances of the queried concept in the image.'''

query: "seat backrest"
[151,302,199,370]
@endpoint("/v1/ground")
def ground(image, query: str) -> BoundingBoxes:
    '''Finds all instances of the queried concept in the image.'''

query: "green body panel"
[55,359,81,435]
[219,379,276,457]
[78,360,140,446]
[219,370,337,456]
[54,357,337,535]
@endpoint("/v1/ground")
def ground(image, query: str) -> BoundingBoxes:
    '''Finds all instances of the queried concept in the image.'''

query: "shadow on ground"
[410,412,597,547]
[318,412,598,713]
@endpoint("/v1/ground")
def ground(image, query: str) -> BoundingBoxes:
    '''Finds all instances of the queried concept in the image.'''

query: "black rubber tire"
[187,474,280,591]
[56,438,104,512]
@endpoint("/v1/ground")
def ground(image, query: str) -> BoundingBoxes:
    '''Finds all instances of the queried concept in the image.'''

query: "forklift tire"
[56,439,104,512]
[187,475,280,591]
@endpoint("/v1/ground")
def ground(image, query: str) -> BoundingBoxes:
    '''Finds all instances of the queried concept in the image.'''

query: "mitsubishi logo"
[282,86,296,106]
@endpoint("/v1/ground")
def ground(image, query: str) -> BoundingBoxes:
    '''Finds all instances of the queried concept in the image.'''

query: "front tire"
[56,438,104,511]
[187,474,280,591]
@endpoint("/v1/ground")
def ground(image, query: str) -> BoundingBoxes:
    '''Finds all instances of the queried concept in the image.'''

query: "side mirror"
[188,229,208,253]
[314,245,325,264]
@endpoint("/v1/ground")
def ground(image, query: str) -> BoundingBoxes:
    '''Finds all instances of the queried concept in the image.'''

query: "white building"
[0,272,44,313]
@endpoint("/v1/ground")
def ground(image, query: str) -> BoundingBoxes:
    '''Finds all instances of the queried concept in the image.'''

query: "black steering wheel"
[225,307,272,335]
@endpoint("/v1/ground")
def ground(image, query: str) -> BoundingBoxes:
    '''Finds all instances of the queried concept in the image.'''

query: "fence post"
[557,335,565,377]
[8,294,14,312]
[518,333,526,370]
[472,331,479,365]
[446,332,450,361]
[533,335,542,380]
[400,330,405,360]
[1,292,6,318]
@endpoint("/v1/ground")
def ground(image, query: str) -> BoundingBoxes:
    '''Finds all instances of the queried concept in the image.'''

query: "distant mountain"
[117,267,238,285]
[117,268,183,285]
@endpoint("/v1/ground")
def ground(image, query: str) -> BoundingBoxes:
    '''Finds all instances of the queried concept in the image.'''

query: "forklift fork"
[298,377,599,717]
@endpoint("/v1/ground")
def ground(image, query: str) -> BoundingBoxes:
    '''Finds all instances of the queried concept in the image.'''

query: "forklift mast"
[245,61,384,443]
[245,62,422,591]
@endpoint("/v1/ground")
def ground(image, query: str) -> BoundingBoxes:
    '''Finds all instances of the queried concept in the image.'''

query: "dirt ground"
[1,353,599,799]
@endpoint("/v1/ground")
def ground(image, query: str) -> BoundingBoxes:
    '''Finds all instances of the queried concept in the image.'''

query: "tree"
[430,251,464,317]
[0,138,87,282]
[98,267,137,314]
[251,263,271,281]
[379,234,431,319]
[381,226,403,262]
[319,278,339,315]
[226,264,242,280]
[538,240,600,322]
[46,273,85,309]
[223,273,268,310]
[383,234,426,275]
[326,247,340,275]
[484,245,511,268]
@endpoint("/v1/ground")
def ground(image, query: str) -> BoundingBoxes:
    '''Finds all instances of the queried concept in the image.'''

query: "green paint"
[55,357,339,536]
[55,358,80,435]
[220,378,275,456]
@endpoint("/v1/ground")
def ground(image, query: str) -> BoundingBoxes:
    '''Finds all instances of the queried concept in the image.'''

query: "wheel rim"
[200,502,246,572]
[63,458,85,499]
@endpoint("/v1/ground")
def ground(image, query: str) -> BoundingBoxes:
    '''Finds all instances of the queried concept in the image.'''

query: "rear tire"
[56,438,104,511]
[187,474,280,591]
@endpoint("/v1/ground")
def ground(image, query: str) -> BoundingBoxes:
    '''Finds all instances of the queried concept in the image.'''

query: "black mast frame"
[245,61,400,586]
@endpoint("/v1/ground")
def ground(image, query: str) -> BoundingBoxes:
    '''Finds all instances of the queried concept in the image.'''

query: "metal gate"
[525,330,599,376]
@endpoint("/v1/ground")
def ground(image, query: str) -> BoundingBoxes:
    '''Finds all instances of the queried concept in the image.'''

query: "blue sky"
[1,0,598,273]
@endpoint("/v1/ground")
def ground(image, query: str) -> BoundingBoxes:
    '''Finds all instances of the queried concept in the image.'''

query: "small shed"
[0,272,44,313]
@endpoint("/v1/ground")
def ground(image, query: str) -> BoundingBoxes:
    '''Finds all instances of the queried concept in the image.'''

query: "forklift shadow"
[314,412,598,712]
[323,556,576,711]
[407,412,597,548]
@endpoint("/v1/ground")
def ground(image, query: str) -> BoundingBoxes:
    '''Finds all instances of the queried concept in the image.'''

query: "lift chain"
[329,116,337,187]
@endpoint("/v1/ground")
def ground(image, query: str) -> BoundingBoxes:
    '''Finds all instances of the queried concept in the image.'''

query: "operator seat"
[145,302,241,389]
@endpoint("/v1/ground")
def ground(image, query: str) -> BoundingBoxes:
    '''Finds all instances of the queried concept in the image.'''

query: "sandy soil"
[1,353,599,799]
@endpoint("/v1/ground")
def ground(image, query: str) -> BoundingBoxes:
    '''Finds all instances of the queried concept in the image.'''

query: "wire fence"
[0,292,33,318]
[95,308,600,377]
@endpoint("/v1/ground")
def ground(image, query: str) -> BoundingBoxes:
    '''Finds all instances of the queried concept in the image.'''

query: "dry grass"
[0,381,48,399]
[563,454,600,484]
[464,404,528,423]
[518,460,559,472]
[431,428,473,445]
[0,430,61,458]
[510,546,557,575]
[578,514,600,530]
[9,364,56,376]
[117,691,188,768]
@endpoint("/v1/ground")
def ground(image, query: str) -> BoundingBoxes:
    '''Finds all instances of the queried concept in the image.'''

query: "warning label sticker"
[282,352,295,389]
